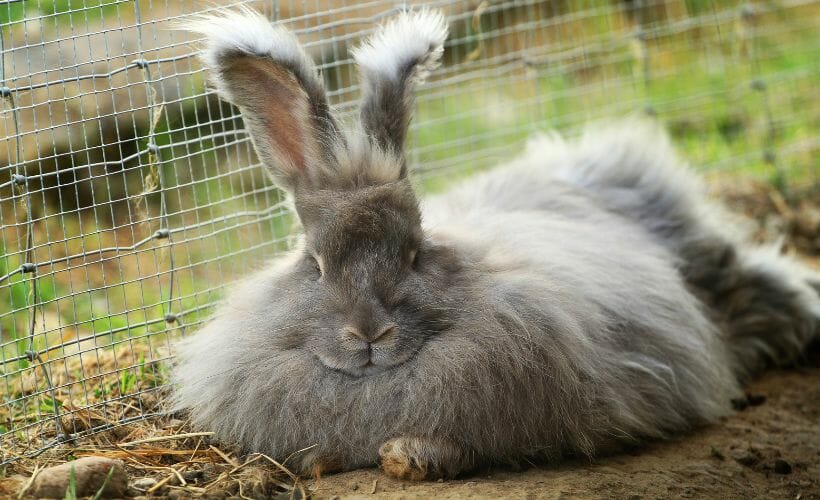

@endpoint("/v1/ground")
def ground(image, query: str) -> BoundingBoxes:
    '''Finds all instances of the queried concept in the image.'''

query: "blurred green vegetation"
[0,0,123,25]
[415,0,817,191]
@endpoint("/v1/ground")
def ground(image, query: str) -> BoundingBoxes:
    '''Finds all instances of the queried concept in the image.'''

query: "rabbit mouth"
[313,345,422,378]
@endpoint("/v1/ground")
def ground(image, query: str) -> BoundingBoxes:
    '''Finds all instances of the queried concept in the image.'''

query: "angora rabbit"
[173,8,820,480]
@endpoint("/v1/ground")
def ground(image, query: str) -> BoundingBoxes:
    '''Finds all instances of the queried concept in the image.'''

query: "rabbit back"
[429,118,820,381]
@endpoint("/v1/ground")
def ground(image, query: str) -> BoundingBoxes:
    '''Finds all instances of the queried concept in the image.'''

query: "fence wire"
[1,0,817,462]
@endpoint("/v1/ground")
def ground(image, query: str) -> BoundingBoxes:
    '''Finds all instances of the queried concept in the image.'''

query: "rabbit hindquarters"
[537,121,820,381]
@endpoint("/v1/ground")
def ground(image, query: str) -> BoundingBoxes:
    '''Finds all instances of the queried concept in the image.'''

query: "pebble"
[131,477,158,490]
[30,456,128,499]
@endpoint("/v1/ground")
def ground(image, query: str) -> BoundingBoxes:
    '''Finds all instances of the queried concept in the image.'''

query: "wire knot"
[153,229,170,239]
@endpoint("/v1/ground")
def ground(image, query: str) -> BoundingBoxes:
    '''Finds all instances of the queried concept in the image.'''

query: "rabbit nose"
[343,323,398,343]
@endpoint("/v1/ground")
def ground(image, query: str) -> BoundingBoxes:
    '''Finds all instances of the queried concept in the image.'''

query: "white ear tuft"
[352,8,449,85]
[185,6,323,100]
[353,9,449,168]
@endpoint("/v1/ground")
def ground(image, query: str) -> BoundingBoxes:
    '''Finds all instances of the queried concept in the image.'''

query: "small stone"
[30,456,128,498]
[773,459,792,474]
[131,477,158,490]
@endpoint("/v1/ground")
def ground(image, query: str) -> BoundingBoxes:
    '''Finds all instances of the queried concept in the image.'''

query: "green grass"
[65,463,77,500]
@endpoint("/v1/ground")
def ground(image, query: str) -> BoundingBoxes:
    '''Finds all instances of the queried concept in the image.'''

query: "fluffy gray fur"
[173,9,820,479]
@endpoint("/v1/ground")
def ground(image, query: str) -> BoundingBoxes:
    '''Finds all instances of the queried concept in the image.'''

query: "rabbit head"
[189,8,453,377]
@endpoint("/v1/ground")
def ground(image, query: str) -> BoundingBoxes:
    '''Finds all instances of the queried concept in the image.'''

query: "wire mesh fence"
[1,0,817,463]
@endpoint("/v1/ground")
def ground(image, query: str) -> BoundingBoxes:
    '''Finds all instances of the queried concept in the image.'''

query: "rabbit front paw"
[379,436,472,480]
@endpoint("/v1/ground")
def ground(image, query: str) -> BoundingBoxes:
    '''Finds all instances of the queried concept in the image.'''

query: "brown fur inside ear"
[220,55,318,184]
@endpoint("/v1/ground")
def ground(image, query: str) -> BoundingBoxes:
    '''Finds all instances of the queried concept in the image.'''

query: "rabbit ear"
[189,8,341,192]
[353,9,448,176]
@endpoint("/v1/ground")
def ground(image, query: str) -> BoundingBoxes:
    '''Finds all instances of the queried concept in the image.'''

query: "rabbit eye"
[308,254,323,277]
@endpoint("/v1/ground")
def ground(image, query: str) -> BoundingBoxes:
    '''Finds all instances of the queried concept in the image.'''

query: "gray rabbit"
[172,8,820,480]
